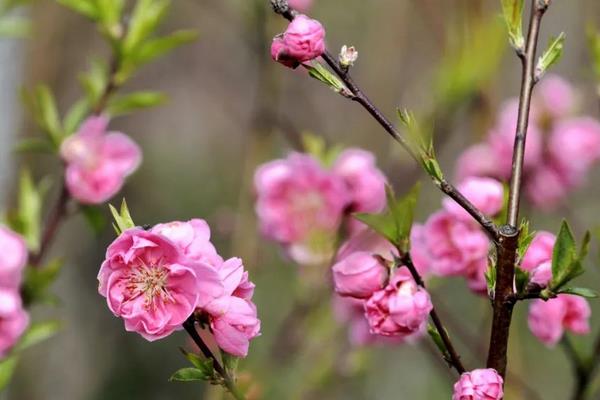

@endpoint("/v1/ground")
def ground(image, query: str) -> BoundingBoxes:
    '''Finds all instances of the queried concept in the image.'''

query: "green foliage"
[107,91,167,116]
[515,267,530,294]
[22,85,64,147]
[354,183,420,253]
[172,349,218,383]
[558,287,598,299]
[81,205,107,235]
[501,0,525,50]
[0,356,18,391]
[516,219,536,260]
[588,27,600,80]
[14,137,55,154]
[306,62,348,96]
[427,324,451,364]
[109,198,136,234]
[14,320,61,352]
[536,33,566,78]
[550,221,589,292]
[301,133,342,167]
[0,0,34,38]
[485,262,496,296]
[22,259,63,305]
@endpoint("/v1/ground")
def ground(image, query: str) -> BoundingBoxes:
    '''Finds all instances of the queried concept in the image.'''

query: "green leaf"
[79,59,108,105]
[558,287,598,298]
[427,324,450,363]
[0,16,30,38]
[588,26,600,79]
[109,198,136,235]
[124,0,170,54]
[14,320,61,352]
[353,212,397,245]
[515,267,530,294]
[128,30,198,66]
[106,91,167,116]
[22,259,63,305]
[485,262,496,296]
[14,137,55,154]
[15,170,44,252]
[63,98,90,136]
[169,367,209,382]
[550,220,583,291]
[517,219,536,260]
[536,33,566,78]
[501,0,525,49]
[80,205,106,235]
[57,0,99,20]
[94,0,125,26]
[306,62,347,94]
[0,356,18,391]
[22,86,63,145]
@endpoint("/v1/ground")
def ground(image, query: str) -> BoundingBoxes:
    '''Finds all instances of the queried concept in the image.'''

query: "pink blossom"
[61,116,141,204]
[548,118,600,186]
[465,258,489,296]
[254,153,349,264]
[332,149,387,214]
[332,251,388,299]
[151,219,222,267]
[452,368,504,400]
[272,15,325,68]
[529,261,552,288]
[409,224,431,277]
[422,211,490,277]
[525,165,569,210]
[364,270,432,337]
[520,231,555,271]
[0,226,27,289]
[98,228,223,341]
[288,0,313,12]
[536,74,576,120]
[455,144,502,182]
[443,177,504,221]
[0,289,28,357]
[528,295,591,346]
[336,228,396,263]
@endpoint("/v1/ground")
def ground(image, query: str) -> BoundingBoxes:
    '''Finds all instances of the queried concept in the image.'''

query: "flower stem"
[183,317,246,400]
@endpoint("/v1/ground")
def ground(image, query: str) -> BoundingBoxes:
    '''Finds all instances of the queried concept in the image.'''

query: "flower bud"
[332,252,388,299]
[339,45,358,67]
[452,369,504,400]
[271,15,325,68]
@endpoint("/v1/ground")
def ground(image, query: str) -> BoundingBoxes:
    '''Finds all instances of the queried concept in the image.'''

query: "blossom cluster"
[254,149,387,265]
[457,75,600,210]
[0,226,29,357]
[98,219,260,357]
[61,116,141,205]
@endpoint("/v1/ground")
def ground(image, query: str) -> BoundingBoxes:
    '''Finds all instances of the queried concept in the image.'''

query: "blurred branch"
[563,333,600,400]
[271,4,500,241]
[486,0,549,379]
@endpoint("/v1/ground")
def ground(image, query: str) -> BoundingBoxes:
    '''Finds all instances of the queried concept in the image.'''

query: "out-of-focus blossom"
[528,295,591,346]
[452,368,504,400]
[529,261,552,288]
[61,116,141,204]
[288,0,313,12]
[364,270,432,337]
[336,228,396,263]
[332,251,388,299]
[442,177,504,221]
[535,74,576,120]
[271,15,325,68]
[0,289,28,357]
[525,165,569,210]
[0,226,27,289]
[98,228,223,341]
[520,231,555,271]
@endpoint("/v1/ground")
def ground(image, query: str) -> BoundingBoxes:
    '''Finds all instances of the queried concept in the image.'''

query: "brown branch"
[183,317,246,400]
[486,0,549,381]
[400,253,466,374]
[272,4,500,241]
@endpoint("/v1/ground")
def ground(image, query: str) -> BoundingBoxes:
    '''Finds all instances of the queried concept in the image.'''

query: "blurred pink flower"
[271,15,325,68]
[525,165,569,210]
[520,231,555,271]
[365,270,431,337]
[332,251,388,299]
[0,226,27,289]
[151,219,222,267]
[98,228,223,341]
[528,295,591,346]
[288,0,313,12]
[0,289,28,357]
[336,227,397,263]
[61,116,141,204]
[529,260,552,288]
[442,177,504,221]
[452,368,504,400]
[332,148,387,214]
[536,74,576,120]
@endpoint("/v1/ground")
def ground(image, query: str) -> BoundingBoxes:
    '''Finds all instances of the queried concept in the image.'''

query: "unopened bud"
[339,45,358,67]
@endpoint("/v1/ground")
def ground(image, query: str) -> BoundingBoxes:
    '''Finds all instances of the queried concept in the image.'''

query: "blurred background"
[1,0,600,399]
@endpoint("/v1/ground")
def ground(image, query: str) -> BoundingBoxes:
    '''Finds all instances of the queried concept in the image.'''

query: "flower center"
[127,258,173,308]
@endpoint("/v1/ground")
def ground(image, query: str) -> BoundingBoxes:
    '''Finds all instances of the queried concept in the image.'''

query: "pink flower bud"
[365,270,432,337]
[61,116,141,204]
[0,288,29,356]
[0,226,27,289]
[452,368,504,400]
[288,0,313,12]
[529,260,552,287]
[98,228,224,341]
[520,231,555,271]
[443,177,504,220]
[332,252,388,299]
[528,295,591,346]
[332,148,387,214]
[272,15,325,68]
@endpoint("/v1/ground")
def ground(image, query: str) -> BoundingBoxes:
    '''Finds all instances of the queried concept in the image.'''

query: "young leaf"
[21,259,63,306]
[550,220,582,291]
[169,367,210,382]
[81,205,107,235]
[485,262,496,297]
[63,98,90,136]
[390,182,421,253]
[109,198,136,234]
[79,59,108,105]
[536,33,566,78]
[558,287,598,298]
[501,0,525,49]
[14,137,55,154]
[306,62,348,95]
[0,16,30,38]
[588,27,600,79]
[128,30,198,66]
[427,324,451,364]
[0,356,18,391]
[14,320,61,352]
[517,219,536,260]
[22,86,63,145]
[515,267,530,294]
[15,170,44,251]
[353,212,397,245]
[123,0,170,54]
[57,0,99,20]
[107,91,167,116]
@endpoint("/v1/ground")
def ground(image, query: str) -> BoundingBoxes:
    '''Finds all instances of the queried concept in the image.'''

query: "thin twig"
[183,317,246,400]
[400,252,466,374]
[273,6,500,241]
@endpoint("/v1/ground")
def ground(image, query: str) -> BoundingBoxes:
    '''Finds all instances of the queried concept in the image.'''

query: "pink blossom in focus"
[528,295,591,346]
[365,270,432,337]
[422,211,490,276]
[288,0,313,12]
[98,228,223,341]
[530,261,552,288]
[520,231,555,271]
[254,153,349,264]
[271,15,325,68]
[442,177,504,221]
[0,226,27,289]
[0,289,28,357]
[271,36,299,69]
[332,149,387,214]
[151,219,223,267]
[332,251,388,299]
[452,368,504,400]
[61,116,141,204]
